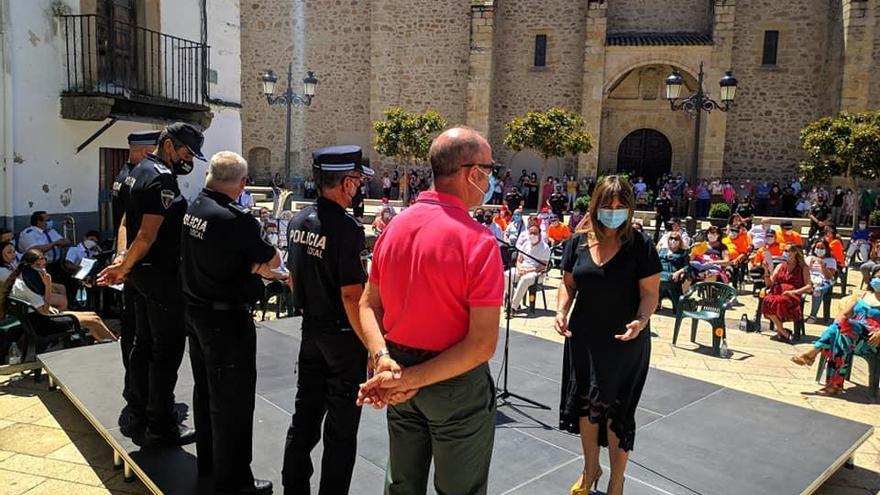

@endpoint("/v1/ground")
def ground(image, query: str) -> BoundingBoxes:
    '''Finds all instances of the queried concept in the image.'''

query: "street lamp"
[261,64,318,186]
[665,62,738,182]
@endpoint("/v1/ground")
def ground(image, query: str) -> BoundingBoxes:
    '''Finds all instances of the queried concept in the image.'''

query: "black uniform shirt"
[810,203,831,226]
[125,154,187,266]
[654,196,673,217]
[112,162,136,232]
[286,197,367,331]
[549,192,567,214]
[505,190,523,209]
[181,188,276,305]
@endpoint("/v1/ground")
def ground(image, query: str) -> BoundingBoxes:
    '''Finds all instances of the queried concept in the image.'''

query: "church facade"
[241,0,880,185]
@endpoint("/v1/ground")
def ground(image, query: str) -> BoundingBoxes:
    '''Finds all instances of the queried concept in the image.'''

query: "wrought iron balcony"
[58,14,211,123]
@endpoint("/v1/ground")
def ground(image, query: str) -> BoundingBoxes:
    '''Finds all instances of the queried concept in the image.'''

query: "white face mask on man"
[529,234,540,245]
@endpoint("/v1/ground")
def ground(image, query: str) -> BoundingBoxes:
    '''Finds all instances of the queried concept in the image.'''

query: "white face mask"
[529,234,540,244]
[815,249,826,257]
[859,223,866,229]
[668,239,680,248]
[762,224,770,231]
[83,239,98,251]
[708,234,718,242]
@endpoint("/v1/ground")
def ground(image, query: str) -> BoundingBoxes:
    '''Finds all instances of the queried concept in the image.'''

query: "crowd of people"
[3,120,879,495]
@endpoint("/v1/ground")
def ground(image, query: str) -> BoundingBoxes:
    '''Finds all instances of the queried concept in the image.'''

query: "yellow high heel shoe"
[569,466,603,495]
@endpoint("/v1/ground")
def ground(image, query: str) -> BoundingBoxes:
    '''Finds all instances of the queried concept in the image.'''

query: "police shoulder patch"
[160,189,175,209]
[153,162,172,174]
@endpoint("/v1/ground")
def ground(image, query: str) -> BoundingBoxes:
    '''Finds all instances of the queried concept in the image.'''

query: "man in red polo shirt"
[357,127,502,494]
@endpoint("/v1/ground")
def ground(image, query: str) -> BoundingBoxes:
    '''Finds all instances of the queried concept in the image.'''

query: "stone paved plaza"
[0,270,878,494]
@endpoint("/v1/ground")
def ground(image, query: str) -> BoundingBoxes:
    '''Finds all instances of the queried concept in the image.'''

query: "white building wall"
[2,0,241,233]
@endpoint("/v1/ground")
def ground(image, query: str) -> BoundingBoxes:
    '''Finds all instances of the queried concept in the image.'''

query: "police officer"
[111,130,160,410]
[548,185,568,217]
[281,145,374,495]
[181,151,279,495]
[98,122,204,446]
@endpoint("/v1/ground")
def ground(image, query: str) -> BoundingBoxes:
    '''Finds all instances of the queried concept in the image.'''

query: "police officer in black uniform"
[281,145,374,495]
[181,151,279,495]
[504,186,524,212]
[98,122,204,446]
[548,185,568,217]
[111,130,160,409]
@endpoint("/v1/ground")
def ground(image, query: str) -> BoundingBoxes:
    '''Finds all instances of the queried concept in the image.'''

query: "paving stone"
[0,424,81,457]
[46,435,115,469]
[0,468,45,495]
[19,479,112,495]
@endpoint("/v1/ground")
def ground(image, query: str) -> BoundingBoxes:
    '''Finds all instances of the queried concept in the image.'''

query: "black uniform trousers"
[282,328,367,495]
[120,283,136,404]
[185,304,257,490]
[127,263,186,433]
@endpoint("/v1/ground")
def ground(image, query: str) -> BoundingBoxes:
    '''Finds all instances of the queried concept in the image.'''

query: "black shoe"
[217,479,273,495]
[119,411,146,439]
[142,425,196,447]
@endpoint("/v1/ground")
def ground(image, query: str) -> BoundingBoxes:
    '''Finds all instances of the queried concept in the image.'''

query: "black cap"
[781,220,793,227]
[128,130,160,146]
[165,122,206,161]
[312,145,375,176]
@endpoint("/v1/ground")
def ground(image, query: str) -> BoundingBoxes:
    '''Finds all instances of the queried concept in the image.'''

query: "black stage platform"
[38,318,873,494]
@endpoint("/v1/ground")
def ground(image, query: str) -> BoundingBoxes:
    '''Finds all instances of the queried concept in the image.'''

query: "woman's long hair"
[578,175,634,244]
[0,249,43,319]
[786,243,807,269]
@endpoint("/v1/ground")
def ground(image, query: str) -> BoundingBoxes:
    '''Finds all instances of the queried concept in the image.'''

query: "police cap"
[128,130,160,147]
[165,122,206,161]
[312,145,375,176]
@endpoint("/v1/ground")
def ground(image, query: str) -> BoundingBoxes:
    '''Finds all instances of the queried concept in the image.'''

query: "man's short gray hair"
[207,151,248,183]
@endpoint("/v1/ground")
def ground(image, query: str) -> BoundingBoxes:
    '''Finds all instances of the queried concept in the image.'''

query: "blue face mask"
[870,277,880,293]
[512,214,522,222]
[469,168,495,205]
[45,219,55,230]
[597,208,629,230]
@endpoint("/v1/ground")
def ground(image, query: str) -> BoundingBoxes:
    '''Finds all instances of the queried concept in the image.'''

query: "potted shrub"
[708,202,731,227]
[573,195,590,213]
[869,209,880,228]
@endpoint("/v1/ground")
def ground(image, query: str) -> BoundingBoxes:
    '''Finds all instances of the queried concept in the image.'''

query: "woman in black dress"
[556,176,661,495]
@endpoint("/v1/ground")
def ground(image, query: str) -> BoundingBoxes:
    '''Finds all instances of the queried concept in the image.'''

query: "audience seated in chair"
[689,226,730,283]
[0,249,116,342]
[761,243,812,343]
[503,225,550,315]
[806,239,837,322]
[792,265,880,397]
[657,233,690,312]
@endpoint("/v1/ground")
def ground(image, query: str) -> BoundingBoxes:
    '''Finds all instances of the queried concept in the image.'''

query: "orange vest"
[548,224,571,243]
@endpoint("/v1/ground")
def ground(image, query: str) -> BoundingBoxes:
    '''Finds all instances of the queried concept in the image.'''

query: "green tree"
[504,108,593,209]
[799,111,880,226]
[373,108,447,203]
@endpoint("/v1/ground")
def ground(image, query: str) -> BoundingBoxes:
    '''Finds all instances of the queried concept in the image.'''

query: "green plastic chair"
[673,282,738,356]
[815,352,880,399]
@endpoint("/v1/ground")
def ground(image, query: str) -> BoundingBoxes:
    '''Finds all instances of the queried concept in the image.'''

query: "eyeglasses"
[462,162,496,172]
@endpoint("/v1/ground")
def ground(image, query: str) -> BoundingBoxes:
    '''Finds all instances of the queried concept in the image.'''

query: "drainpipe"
[0,0,14,230]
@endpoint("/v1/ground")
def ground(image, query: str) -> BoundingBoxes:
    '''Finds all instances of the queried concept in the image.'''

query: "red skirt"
[761,284,802,322]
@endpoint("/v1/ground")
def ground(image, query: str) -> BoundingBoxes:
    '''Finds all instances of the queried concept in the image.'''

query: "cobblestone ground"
[0,269,878,494]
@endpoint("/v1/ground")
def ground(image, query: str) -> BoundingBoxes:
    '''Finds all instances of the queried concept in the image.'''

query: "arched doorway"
[617,129,672,188]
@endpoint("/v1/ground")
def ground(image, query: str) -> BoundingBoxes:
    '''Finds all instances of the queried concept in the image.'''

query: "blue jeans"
[810,279,833,317]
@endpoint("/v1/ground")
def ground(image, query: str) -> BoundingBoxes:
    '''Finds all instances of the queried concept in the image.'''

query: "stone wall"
[490,0,587,174]
[722,0,841,180]
[606,0,713,34]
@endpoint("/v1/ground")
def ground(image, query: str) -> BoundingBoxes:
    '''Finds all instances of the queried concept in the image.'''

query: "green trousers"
[384,363,496,495]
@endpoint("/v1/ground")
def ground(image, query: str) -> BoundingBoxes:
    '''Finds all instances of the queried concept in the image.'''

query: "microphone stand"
[494,223,550,410]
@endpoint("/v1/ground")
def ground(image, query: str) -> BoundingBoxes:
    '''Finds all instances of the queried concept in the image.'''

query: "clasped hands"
[357,355,418,409]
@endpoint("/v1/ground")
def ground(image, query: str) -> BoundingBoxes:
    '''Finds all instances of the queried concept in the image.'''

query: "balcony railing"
[59,14,209,108]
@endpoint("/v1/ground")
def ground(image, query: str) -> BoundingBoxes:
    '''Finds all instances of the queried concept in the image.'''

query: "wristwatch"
[372,348,390,367]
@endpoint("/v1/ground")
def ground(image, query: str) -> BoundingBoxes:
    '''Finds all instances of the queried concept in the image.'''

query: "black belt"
[387,341,441,366]
[187,301,251,312]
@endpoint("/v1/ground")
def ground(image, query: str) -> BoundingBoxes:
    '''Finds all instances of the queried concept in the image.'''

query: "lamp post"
[665,61,738,182]
[261,64,318,186]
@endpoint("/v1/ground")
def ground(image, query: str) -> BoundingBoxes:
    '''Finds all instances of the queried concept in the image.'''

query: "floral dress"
[815,298,880,387]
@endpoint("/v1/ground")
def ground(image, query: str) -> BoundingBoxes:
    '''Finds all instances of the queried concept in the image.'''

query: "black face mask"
[174,158,194,176]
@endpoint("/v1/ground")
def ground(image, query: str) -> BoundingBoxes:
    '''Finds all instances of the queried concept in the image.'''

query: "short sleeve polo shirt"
[369,191,503,352]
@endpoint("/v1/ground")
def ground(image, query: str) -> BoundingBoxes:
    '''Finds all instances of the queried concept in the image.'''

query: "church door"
[616,129,672,189]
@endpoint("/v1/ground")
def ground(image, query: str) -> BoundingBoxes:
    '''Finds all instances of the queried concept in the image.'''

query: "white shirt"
[487,222,504,240]
[12,277,45,308]
[749,225,772,248]
[18,227,64,263]
[382,177,392,189]
[0,265,14,283]
[518,239,551,271]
